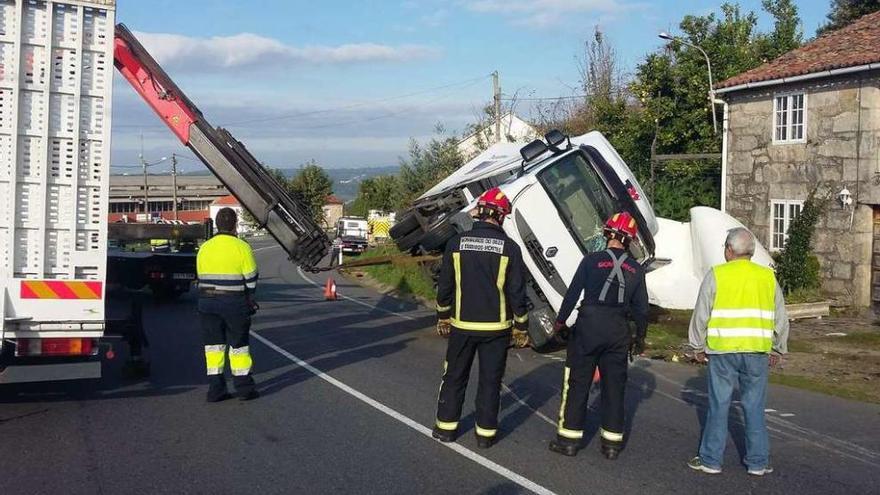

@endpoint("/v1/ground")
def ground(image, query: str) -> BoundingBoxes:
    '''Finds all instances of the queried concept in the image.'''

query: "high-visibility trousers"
[556,306,629,448]
[199,295,255,399]
[435,331,509,439]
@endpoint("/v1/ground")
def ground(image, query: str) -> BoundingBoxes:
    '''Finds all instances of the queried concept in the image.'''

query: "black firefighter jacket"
[436,221,529,336]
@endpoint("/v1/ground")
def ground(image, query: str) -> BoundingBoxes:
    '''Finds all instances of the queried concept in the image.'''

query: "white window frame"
[772,92,807,144]
[769,199,804,251]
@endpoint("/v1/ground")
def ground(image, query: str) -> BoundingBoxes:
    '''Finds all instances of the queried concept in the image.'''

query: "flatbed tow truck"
[1,2,330,384]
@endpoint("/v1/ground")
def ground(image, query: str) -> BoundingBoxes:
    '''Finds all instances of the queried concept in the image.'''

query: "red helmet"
[604,211,638,242]
[477,187,512,219]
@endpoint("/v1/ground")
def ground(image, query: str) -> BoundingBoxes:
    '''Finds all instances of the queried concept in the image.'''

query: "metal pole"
[140,154,149,216]
[171,153,179,221]
[492,71,501,144]
[693,45,718,135]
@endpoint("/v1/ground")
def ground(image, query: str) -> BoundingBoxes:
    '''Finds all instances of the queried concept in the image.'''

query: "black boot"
[238,389,260,401]
[432,427,456,443]
[601,442,622,460]
[476,435,496,449]
[549,437,580,457]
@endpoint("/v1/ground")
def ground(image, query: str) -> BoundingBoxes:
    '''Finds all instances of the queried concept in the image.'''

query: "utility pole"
[171,153,179,221]
[492,71,501,144]
[139,132,148,216]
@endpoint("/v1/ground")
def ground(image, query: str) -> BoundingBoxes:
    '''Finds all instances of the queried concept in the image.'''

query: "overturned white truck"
[389,130,772,348]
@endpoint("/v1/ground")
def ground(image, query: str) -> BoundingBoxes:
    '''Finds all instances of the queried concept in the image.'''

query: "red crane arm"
[113,31,198,144]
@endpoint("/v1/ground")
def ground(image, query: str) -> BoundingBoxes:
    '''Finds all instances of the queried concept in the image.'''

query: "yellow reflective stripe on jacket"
[453,252,462,322]
[707,260,775,352]
[450,319,512,331]
[197,234,259,291]
[497,255,508,323]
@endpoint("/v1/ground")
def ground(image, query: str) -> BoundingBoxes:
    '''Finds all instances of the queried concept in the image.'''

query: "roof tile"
[717,11,880,90]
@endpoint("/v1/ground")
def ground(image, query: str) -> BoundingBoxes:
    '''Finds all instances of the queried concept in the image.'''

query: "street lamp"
[138,154,168,217]
[659,32,717,134]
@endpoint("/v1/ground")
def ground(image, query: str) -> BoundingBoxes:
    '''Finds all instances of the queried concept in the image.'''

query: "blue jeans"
[699,353,770,470]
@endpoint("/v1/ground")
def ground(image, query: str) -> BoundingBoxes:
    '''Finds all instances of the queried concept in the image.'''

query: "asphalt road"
[2,238,879,495]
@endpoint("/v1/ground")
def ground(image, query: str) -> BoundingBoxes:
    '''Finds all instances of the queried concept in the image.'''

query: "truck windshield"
[538,152,618,254]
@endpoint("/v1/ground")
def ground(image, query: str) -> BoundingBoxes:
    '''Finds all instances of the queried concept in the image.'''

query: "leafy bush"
[776,192,825,294]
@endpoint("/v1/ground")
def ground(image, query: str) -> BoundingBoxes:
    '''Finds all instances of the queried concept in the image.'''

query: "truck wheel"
[420,220,457,252]
[395,228,424,251]
[390,212,420,239]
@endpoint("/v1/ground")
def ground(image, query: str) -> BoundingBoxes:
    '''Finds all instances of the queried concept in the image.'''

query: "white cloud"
[461,0,634,27]
[132,31,440,71]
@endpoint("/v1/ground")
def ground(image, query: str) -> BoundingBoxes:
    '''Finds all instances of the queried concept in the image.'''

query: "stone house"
[322,195,344,230]
[716,11,880,307]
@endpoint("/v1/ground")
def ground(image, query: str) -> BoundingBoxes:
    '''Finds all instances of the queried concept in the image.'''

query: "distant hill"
[277,165,400,201]
[116,164,400,202]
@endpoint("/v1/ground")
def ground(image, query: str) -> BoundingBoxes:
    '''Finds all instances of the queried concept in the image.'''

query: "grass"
[769,373,877,404]
[344,244,438,303]
[785,287,826,304]
[822,332,880,350]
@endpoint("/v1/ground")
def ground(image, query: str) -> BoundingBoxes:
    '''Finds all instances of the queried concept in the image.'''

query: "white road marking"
[765,408,777,413]
[251,331,558,495]
[649,366,880,466]
[779,413,796,417]
[282,254,880,470]
[501,383,557,427]
[297,266,417,321]
[253,245,282,252]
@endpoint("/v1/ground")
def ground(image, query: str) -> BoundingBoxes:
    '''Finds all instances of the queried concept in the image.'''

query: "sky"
[110,0,829,173]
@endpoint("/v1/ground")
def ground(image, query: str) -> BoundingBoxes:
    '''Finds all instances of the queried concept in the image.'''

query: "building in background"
[108,175,228,223]
[209,195,254,234]
[323,195,345,230]
[457,112,538,160]
[717,11,880,307]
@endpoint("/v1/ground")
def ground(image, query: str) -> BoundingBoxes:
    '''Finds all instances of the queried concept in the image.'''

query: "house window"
[770,199,803,251]
[773,93,805,143]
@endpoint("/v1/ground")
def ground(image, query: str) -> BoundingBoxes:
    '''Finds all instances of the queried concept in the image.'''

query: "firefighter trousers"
[436,331,509,439]
[557,306,629,448]
[199,295,255,400]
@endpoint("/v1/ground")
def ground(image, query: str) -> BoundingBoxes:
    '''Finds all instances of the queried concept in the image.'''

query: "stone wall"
[724,72,880,306]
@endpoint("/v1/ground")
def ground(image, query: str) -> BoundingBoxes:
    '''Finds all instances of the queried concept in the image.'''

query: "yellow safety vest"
[196,234,258,293]
[706,260,776,352]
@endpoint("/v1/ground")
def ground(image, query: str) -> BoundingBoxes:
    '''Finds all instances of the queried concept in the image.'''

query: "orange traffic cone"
[592,368,601,384]
[324,277,338,301]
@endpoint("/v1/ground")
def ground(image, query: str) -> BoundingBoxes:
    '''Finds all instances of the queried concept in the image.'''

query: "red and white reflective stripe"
[15,338,98,357]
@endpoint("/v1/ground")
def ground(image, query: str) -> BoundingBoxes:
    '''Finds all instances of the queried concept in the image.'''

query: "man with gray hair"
[687,227,789,476]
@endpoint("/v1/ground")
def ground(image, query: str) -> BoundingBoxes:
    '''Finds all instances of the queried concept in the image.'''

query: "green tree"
[398,126,463,204]
[592,1,802,220]
[348,175,401,217]
[290,160,333,225]
[818,0,880,35]
[776,191,827,294]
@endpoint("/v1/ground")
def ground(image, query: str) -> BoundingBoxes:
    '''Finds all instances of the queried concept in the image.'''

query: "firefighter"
[197,207,260,402]
[433,187,530,449]
[549,211,649,460]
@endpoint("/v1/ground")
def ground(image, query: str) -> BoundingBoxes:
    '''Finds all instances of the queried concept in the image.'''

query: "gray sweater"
[688,268,790,355]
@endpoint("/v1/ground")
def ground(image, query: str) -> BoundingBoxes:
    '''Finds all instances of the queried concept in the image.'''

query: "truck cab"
[336,217,369,254]
[390,130,657,348]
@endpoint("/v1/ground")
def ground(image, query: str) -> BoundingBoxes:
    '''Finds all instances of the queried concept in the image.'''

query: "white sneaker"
[687,456,722,474]
[748,466,774,476]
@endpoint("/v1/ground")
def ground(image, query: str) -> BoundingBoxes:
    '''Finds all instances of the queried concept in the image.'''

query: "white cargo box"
[0,0,115,336]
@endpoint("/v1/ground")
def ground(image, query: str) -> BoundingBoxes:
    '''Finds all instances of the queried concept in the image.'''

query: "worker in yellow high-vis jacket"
[197,207,260,402]
[687,227,789,476]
